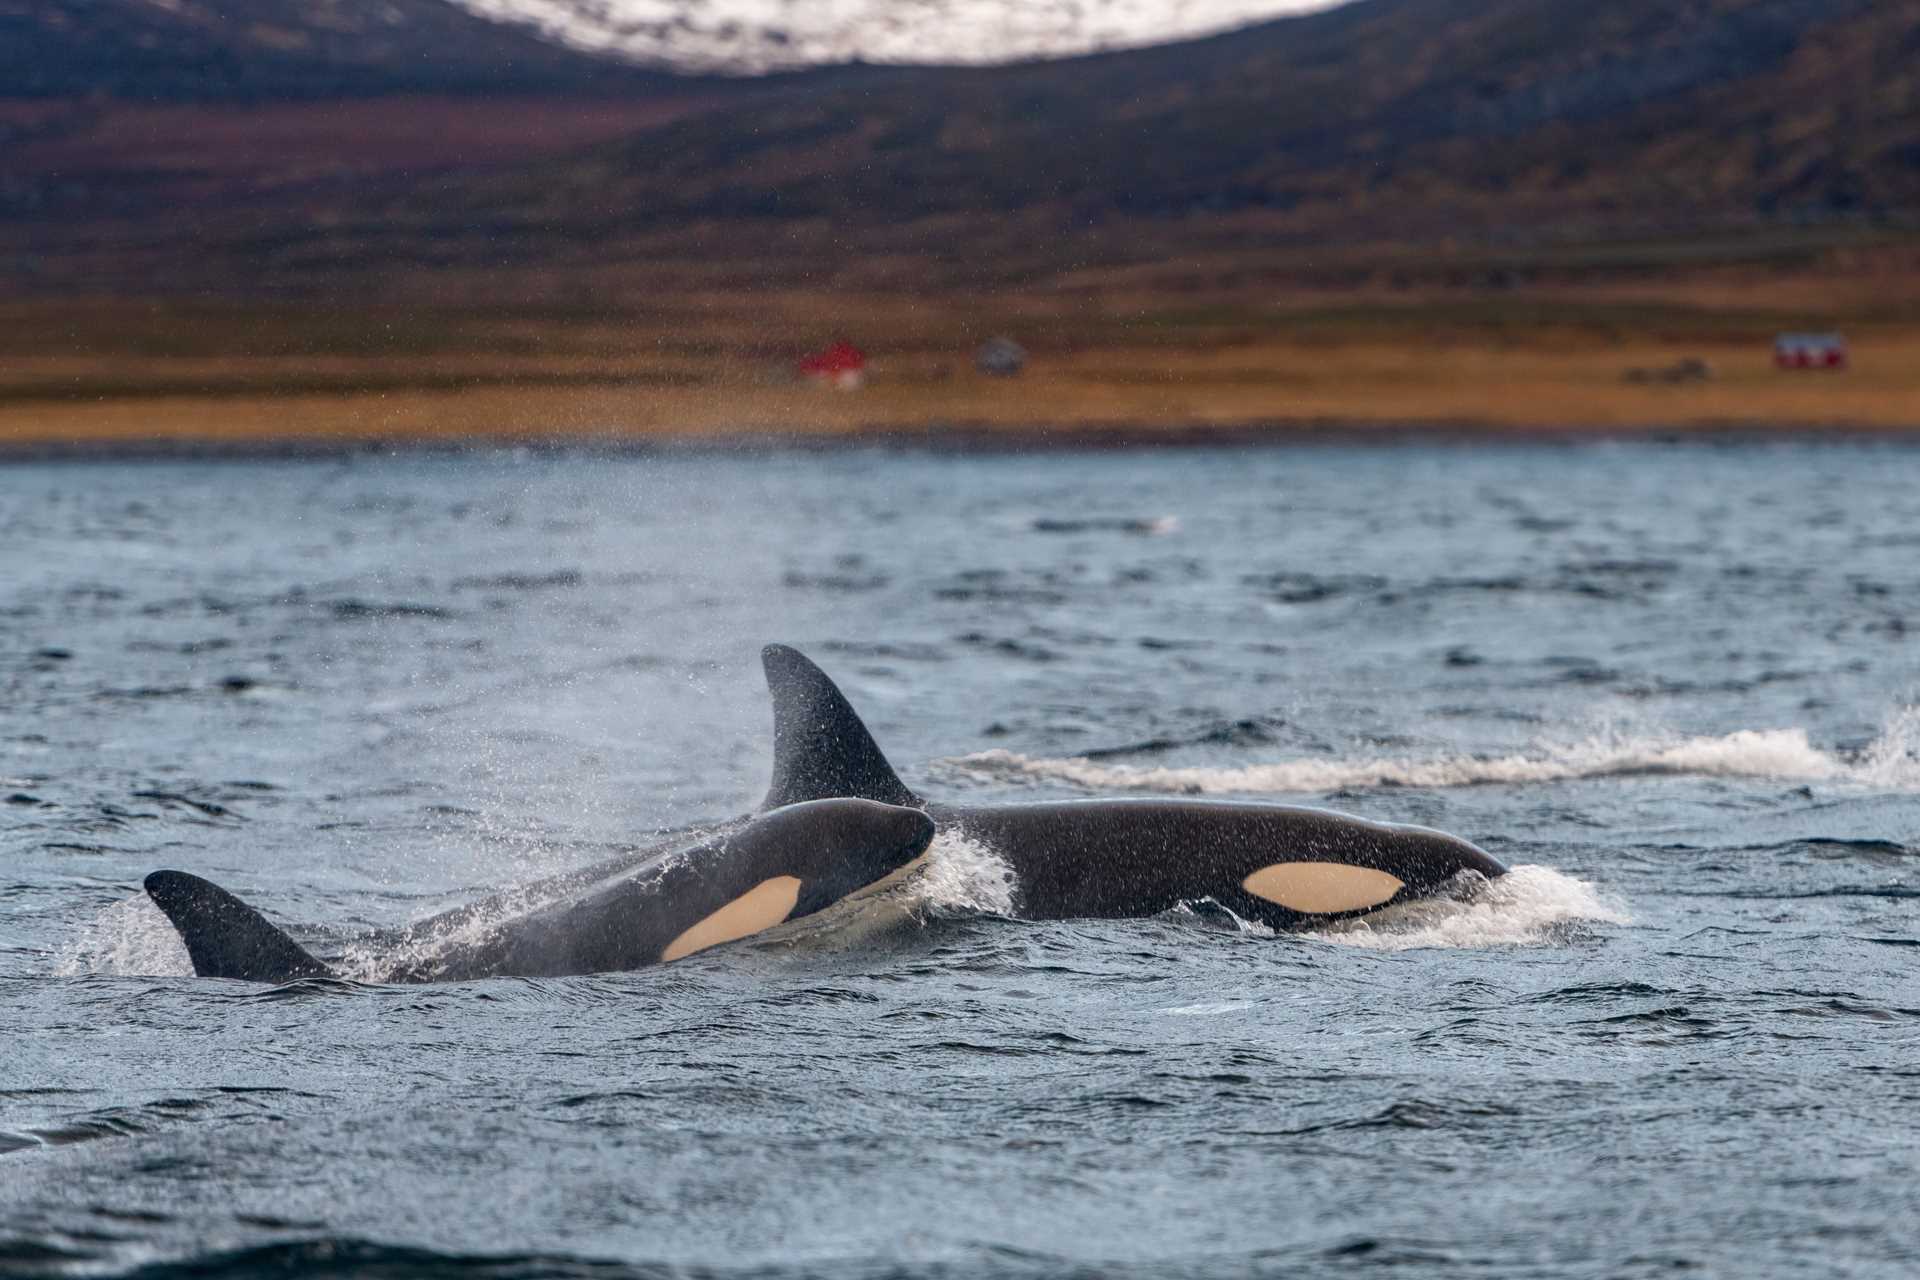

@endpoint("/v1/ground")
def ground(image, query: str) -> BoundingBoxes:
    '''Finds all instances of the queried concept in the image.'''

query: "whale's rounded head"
[655,799,935,965]
[1354,822,1508,898]
[1409,827,1508,887]
[752,797,937,915]
[1366,823,1509,904]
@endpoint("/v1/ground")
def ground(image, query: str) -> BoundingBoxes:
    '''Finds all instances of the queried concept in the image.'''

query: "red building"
[1774,333,1848,371]
[797,341,868,390]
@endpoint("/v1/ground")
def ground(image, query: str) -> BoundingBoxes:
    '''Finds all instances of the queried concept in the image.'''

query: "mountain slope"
[0,0,678,98]
[3,0,1343,98]
[452,0,1340,72]
[429,0,1911,234]
[5,0,1915,298]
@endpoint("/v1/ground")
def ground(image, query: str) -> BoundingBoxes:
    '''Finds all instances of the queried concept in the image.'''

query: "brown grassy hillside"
[3,0,1916,443]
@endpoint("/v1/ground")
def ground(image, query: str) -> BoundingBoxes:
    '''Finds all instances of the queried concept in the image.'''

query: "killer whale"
[423,644,1508,930]
[755,644,1507,929]
[145,798,935,982]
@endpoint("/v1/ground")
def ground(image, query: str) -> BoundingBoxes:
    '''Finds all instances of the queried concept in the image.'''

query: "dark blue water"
[4,443,1918,1277]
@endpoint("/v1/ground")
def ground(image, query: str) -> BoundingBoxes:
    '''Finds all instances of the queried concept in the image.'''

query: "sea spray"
[755,830,1019,954]
[1856,702,1920,789]
[907,830,1017,918]
[55,895,192,977]
[1313,865,1627,951]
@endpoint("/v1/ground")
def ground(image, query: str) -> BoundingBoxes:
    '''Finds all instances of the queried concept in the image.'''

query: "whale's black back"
[938,800,1506,927]
[145,800,936,983]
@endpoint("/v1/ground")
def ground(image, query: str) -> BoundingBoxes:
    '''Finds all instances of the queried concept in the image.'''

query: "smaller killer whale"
[145,798,935,983]
[756,645,1508,930]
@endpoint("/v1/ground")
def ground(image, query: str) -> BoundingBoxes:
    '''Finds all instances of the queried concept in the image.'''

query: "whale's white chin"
[843,850,935,905]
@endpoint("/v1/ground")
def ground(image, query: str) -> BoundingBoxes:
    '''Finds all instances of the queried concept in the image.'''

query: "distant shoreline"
[6,289,1917,457]
[7,416,1920,464]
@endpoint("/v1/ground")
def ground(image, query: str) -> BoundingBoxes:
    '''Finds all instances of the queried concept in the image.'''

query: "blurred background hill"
[2,0,1917,444]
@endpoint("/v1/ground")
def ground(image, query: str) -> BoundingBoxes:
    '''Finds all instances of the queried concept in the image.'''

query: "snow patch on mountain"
[452,0,1346,72]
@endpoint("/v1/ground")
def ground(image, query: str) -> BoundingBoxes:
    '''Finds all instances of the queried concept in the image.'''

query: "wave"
[1309,865,1627,951]
[1157,866,1624,952]
[940,707,1920,795]
[34,1238,628,1279]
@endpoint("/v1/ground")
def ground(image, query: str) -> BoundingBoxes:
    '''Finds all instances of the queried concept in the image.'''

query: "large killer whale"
[432,644,1508,933]
[755,645,1508,929]
[144,798,935,982]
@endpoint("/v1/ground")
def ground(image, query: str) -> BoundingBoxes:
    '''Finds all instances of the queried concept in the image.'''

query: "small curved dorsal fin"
[144,870,334,982]
[760,644,920,811]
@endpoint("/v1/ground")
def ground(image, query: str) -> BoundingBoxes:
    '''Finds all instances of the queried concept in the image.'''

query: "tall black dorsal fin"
[144,871,334,982]
[760,644,920,810]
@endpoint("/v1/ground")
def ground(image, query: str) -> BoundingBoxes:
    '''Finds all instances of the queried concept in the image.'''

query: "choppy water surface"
[4,443,1919,1278]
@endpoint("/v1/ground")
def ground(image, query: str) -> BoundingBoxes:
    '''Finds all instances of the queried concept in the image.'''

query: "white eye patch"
[661,876,803,962]
[1241,863,1404,915]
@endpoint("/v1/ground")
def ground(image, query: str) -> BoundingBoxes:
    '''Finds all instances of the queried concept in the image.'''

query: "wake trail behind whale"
[942,707,1920,795]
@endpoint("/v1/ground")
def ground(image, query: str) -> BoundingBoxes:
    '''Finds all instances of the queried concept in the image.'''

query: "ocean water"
[3,442,1918,1277]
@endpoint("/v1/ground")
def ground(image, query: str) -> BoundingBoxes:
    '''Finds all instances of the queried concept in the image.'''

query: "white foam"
[1163,1001,1257,1016]
[906,830,1017,918]
[743,830,1018,956]
[1311,865,1627,951]
[334,903,522,984]
[54,896,192,977]
[1855,702,1920,788]
[943,710,1920,795]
